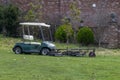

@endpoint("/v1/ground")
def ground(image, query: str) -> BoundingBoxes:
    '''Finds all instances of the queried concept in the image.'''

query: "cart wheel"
[41,48,50,55]
[14,47,22,54]
[89,52,96,57]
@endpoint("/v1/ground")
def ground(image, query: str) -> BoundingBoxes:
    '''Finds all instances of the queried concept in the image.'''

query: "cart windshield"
[20,22,51,41]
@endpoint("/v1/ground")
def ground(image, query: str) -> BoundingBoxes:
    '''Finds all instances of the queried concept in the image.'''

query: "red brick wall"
[1,0,120,48]
[1,0,120,26]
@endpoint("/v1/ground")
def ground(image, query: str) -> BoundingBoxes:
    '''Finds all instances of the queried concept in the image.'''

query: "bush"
[55,24,73,43]
[77,27,94,45]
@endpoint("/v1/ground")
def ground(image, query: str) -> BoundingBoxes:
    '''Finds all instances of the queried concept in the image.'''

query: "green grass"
[0,35,120,80]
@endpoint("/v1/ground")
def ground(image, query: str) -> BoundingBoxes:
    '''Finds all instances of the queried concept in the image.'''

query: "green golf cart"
[12,22,55,55]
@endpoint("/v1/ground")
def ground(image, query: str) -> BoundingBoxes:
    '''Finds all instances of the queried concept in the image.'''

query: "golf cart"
[12,22,56,55]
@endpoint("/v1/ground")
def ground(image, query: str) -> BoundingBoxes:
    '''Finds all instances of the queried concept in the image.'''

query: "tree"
[0,5,7,35]
[24,1,42,22]
[67,0,81,43]
[69,0,81,22]
[0,4,19,36]
[93,0,109,47]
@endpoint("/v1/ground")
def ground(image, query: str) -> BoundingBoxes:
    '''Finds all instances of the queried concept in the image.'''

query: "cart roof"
[20,22,50,27]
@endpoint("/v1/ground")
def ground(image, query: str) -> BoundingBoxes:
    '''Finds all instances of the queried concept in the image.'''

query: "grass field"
[0,35,120,80]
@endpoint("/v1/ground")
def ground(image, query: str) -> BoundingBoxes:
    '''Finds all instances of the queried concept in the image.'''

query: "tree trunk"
[2,26,7,36]
[98,40,101,47]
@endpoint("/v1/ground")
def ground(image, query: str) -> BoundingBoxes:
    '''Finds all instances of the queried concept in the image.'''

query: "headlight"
[49,43,55,47]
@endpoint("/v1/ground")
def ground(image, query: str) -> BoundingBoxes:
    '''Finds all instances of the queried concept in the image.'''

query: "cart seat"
[24,42,41,45]
[30,42,41,45]
[23,35,34,40]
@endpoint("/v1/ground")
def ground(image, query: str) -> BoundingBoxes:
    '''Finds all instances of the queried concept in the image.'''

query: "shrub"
[55,24,73,43]
[77,27,94,45]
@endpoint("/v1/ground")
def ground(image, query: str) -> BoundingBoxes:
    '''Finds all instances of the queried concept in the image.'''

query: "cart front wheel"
[41,48,50,55]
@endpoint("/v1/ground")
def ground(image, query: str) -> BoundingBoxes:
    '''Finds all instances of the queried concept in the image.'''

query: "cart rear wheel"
[14,47,22,54]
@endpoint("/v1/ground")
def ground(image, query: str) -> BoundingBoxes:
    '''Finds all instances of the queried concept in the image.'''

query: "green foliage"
[0,4,19,36]
[24,9,35,21]
[77,27,94,45]
[69,1,81,21]
[24,2,42,22]
[55,23,73,43]
[0,6,3,32]
[61,17,71,24]
[5,4,19,36]
[55,25,67,43]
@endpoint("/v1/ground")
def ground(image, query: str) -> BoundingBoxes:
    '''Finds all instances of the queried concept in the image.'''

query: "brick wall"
[1,0,120,48]
[1,0,120,26]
